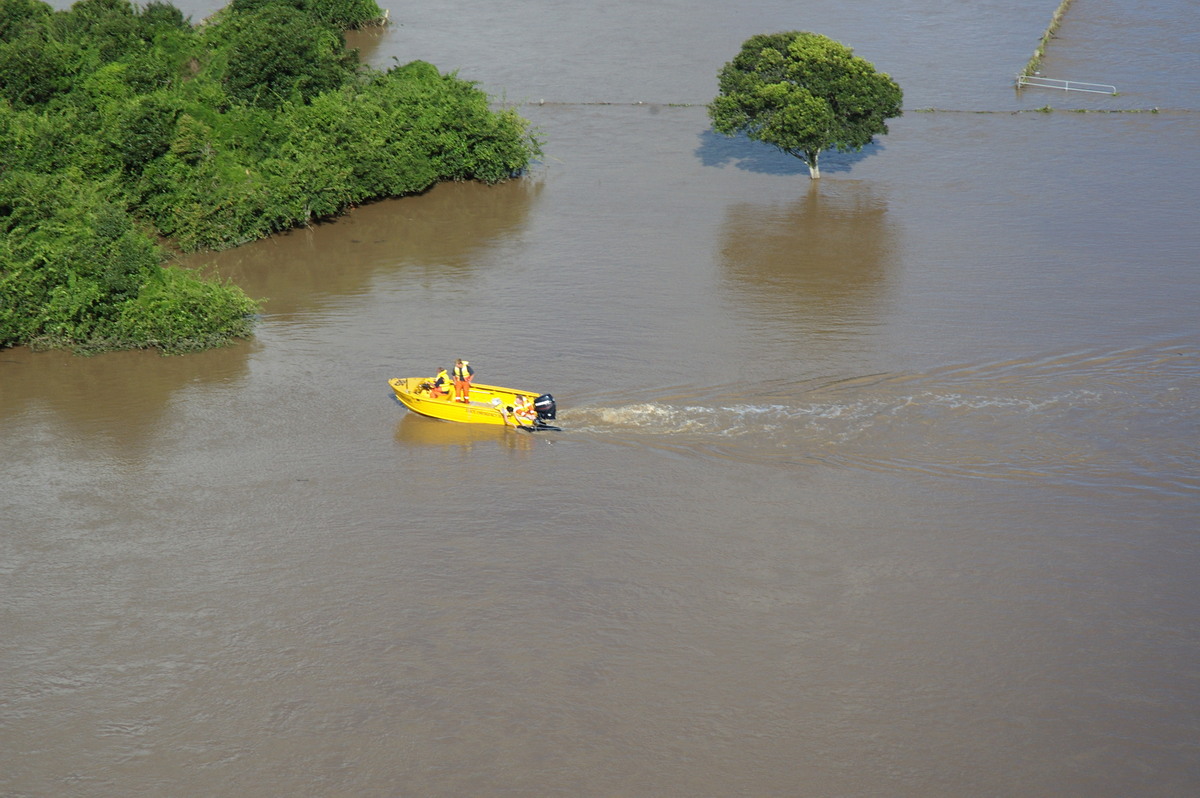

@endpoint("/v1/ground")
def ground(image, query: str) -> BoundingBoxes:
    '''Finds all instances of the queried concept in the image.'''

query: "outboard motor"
[533,393,557,422]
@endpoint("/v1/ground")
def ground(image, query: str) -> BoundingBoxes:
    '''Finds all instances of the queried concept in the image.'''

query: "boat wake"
[561,340,1199,496]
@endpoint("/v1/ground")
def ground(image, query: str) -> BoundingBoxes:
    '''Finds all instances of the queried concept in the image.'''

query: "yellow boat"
[388,377,560,430]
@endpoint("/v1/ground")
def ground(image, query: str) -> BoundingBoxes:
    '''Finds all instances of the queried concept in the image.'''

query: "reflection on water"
[695,127,882,176]
[719,182,894,331]
[343,25,388,66]
[0,343,252,454]
[185,178,543,316]
[393,411,536,453]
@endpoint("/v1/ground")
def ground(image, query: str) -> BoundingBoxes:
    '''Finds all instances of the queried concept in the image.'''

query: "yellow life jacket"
[454,362,473,381]
[433,369,449,388]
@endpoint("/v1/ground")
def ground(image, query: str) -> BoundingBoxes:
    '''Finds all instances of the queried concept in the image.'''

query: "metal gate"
[1017,75,1117,94]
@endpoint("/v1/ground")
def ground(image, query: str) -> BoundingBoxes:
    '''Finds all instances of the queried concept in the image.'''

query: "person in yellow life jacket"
[428,367,451,399]
[453,359,474,403]
[492,397,517,426]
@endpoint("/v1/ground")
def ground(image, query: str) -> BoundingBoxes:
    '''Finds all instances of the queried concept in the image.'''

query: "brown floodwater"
[4,1,1199,795]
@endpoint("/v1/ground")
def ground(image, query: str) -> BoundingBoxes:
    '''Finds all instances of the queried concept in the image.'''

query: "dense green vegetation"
[0,0,541,353]
[710,32,902,179]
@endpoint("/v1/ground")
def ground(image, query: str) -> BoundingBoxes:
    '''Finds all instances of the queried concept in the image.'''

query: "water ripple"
[562,341,1199,495]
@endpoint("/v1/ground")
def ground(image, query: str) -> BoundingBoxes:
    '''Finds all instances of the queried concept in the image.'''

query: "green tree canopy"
[1,0,541,355]
[709,31,902,179]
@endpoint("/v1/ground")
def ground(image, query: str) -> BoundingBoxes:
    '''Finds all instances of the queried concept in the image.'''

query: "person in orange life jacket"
[428,367,451,399]
[453,359,474,403]
[512,394,537,425]
[495,394,536,427]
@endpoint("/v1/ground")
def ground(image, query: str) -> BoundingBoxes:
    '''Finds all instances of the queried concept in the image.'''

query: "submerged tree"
[709,32,902,179]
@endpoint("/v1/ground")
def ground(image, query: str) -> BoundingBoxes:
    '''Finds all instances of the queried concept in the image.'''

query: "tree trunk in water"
[807,149,821,179]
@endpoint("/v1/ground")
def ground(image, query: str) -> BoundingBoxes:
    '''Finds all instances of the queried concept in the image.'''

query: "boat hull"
[388,377,541,427]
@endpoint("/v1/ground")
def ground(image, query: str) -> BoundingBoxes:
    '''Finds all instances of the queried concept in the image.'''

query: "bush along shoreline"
[0,0,542,354]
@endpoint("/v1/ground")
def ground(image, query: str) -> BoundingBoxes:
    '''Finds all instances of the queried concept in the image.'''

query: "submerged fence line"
[513,101,1179,113]
[910,107,1173,114]
[1014,0,1119,94]
[520,100,702,107]
[1022,0,1076,77]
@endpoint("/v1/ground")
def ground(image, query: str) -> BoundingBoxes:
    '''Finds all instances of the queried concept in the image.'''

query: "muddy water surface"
[5,1,1199,795]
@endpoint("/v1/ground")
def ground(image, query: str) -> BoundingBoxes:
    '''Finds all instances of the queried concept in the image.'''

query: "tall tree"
[709,32,902,179]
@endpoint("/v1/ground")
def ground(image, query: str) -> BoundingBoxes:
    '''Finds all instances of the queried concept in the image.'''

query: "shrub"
[1,0,539,353]
[229,0,383,29]
[0,168,258,353]
[114,264,258,353]
[220,5,356,109]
